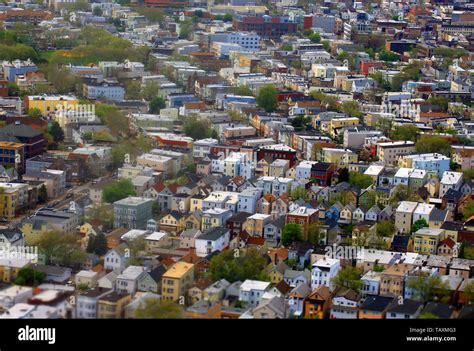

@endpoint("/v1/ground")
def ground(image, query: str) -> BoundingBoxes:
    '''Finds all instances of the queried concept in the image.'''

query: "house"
[104,243,129,272]
[352,206,367,223]
[145,231,170,253]
[249,296,289,319]
[339,204,356,224]
[379,263,411,297]
[413,228,445,254]
[243,213,272,237]
[360,270,382,297]
[439,171,463,198]
[159,211,185,233]
[179,229,202,249]
[263,216,285,247]
[186,300,222,319]
[203,279,231,302]
[32,265,72,284]
[115,266,146,295]
[266,262,290,284]
[358,296,393,319]
[288,241,314,268]
[239,280,271,307]
[437,238,457,257]
[137,265,166,294]
[311,257,341,291]
[303,285,331,319]
[75,270,100,288]
[420,302,456,319]
[330,288,360,319]
[97,292,132,319]
[113,197,154,230]
[287,283,312,318]
[161,262,195,301]
[195,227,230,257]
[395,201,418,234]
[226,211,252,237]
[286,206,319,241]
[201,208,233,231]
[325,202,342,222]
[75,288,112,319]
[98,270,119,289]
[283,269,311,288]
[385,298,423,319]
[365,205,381,222]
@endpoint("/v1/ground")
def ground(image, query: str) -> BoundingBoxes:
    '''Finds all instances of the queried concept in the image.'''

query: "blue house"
[325,202,343,221]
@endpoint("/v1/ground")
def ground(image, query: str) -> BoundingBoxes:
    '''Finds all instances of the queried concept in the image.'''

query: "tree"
[30,231,86,267]
[330,190,353,206]
[341,101,363,120]
[256,84,278,113]
[415,136,451,156]
[148,96,166,114]
[135,298,184,318]
[291,187,310,202]
[281,223,302,247]
[310,91,338,111]
[125,80,142,100]
[85,204,114,230]
[348,172,373,189]
[377,220,394,237]
[27,108,42,118]
[311,143,323,161]
[390,124,419,142]
[92,6,103,16]
[331,267,363,293]
[464,282,474,306]
[427,96,448,112]
[309,32,321,43]
[50,121,65,143]
[179,20,193,40]
[208,248,269,283]
[14,267,46,286]
[337,167,349,183]
[418,312,440,319]
[233,85,253,96]
[407,274,450,304]
[308,222,324,245]
[86,232,108,256]
[103,179,136,203]
[411,218,428,234]
[142,81,160,101]
[95,104,130,136]
[376,117,393,136]
[463,199,474,220]
[183,114,210,140]
[38,184,48,203]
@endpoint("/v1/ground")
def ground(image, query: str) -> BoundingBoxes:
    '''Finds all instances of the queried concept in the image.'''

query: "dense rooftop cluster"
[0,0,473,320]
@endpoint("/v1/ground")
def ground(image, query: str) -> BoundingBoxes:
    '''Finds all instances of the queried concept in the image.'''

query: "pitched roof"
[360,296,393,312]
[386,298,422,315]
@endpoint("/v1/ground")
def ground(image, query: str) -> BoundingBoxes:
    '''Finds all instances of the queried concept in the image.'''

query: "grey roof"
[199,227,229,241]
[289,282,311,298]
[0,123,43,138]
[386,298,422,315]
[429,208,448,222]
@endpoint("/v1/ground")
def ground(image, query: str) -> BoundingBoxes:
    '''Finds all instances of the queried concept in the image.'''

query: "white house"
[360,270,381,297]
[239,280,271,307]
[195,227,230,257]
[75,287,112,319]
[104,244,128,272]
[115,266,146,295]
[329,289,359,319]
[439,171,463,198]
[311,257,341,291]
[237,187,262,213]
[296,161,317,181]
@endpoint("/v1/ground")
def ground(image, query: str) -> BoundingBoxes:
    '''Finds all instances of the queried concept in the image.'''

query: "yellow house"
[243,214,272,237]
[266,262,289,284]
[26,95,79,116]
[97,292,132,319]
[0,183,29,220]
[0,258,30,283]
[321,148,358,167]
[184,212,201,231]
[329,117,359,136]
[413,228,445,255]
[159,212,185,234]
[162,261,195,302]
[21,220,49,243]
[190,195,204,212]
